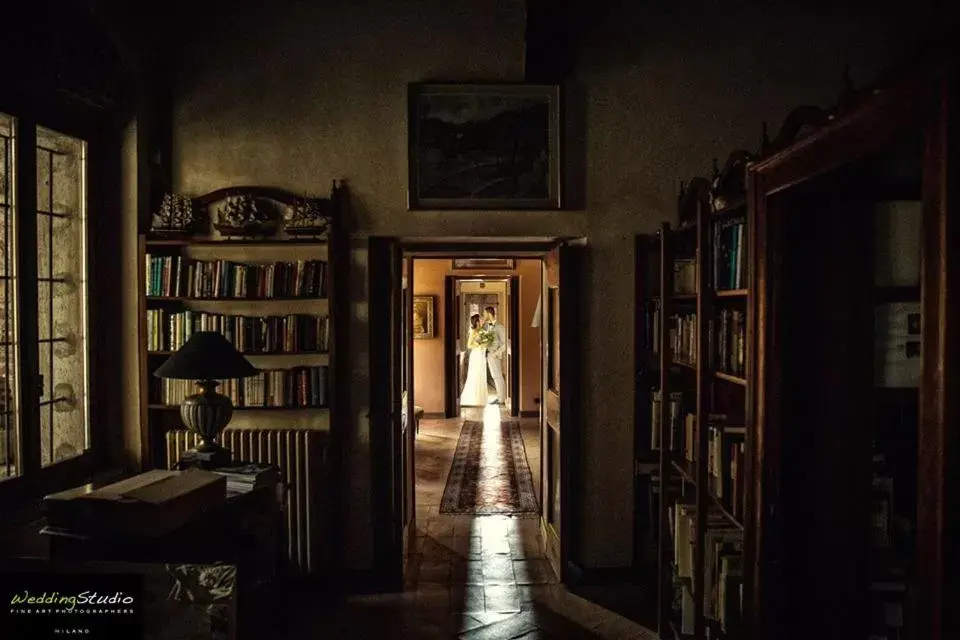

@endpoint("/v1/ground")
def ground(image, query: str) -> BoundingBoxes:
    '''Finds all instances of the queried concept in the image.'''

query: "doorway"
[452,277,513,413]
[442,276,522,418]
[407,260,529,421]
[410,260,535,517]
[368,239,583,592]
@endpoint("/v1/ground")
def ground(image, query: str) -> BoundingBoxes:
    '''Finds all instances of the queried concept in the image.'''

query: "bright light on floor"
[460,401,504,423]
[459,403,542,632]
[406,413,641,637]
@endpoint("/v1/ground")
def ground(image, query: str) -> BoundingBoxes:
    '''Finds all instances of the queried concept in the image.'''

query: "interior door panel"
[541,241,583,581]
[368,237,413,589]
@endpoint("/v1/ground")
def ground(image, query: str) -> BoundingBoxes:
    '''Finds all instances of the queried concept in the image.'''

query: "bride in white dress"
[460,314,490,407]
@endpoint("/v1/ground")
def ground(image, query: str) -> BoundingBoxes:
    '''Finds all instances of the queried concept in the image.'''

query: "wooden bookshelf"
[136,183,348,470]
[638,54,959,640]
[747,58,958,640]
[633,233,662,590]
[637,149,754,638]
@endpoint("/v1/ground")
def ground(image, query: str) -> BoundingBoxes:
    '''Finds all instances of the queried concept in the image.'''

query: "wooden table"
[41,483,283,639]
[45,487,280,568]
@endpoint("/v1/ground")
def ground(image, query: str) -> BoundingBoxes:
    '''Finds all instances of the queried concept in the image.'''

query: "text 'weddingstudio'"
[9,590,135,611]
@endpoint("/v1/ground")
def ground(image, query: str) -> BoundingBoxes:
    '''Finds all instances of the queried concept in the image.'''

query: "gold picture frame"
[413,295,436,339]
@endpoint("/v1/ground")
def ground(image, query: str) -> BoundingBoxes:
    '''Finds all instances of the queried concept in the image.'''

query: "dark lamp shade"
[153,331,258,380]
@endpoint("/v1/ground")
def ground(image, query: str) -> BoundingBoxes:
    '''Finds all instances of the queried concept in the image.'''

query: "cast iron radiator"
[165,427,329,574]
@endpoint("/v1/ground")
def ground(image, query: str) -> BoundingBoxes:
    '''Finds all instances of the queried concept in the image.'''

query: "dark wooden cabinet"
[748,57,960,640]
[637,52,959,640]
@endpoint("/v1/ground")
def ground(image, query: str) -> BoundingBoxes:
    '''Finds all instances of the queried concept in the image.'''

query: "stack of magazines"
[209,462,280,496]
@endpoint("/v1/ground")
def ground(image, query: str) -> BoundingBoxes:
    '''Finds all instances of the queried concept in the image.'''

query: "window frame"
[0,103,105,502]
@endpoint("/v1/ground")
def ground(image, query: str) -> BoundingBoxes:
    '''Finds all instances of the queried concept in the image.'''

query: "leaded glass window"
[0,115,90,484]
[0,113,20,480]
[36,126,88,466]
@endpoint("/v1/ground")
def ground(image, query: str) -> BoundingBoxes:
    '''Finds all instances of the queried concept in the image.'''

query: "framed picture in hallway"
[413,295,436,339]
[407,83,562,210]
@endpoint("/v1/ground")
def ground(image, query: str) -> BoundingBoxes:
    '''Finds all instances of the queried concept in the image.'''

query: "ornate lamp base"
[179,379,234,469]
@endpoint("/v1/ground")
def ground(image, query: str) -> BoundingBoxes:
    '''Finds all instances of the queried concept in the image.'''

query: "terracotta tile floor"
[286,406,656,639]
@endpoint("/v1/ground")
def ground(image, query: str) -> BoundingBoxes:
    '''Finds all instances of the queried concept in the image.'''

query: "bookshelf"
[137,183,347,470]
[636,150,753,638]
[633,233,662,610]
[638,55,959,640]
[747,60,958,640]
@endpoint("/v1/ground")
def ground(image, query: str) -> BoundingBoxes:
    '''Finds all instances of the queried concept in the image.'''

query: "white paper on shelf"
[874,302,921,388]
[874,201,921,287]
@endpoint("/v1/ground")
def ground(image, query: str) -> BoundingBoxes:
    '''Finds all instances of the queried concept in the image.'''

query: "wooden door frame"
[442,274,522,418]
[541,239,585,583]
[443,276,457,417]
[369,237,583,587]
[402,256,416,565]
[748,62,958,639]
[509,274,521,418]
[368,236,405,590]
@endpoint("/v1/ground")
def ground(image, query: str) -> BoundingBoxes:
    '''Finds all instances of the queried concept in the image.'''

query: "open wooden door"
[444,276,458,418]
[369,237,415,589]
[541,239,584,581]
[402,256,416,557]
[509,274,521,417]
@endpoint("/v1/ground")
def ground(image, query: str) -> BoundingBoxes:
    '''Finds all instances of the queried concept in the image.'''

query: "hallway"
[308,408,652,639]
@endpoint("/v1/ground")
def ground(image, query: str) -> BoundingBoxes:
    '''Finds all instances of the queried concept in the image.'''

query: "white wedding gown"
[460,346,490,407]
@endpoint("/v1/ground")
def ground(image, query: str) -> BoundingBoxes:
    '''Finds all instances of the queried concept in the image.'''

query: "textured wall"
[162,0,946,569]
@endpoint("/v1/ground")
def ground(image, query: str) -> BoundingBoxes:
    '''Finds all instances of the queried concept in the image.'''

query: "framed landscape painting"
[408,83,562,210]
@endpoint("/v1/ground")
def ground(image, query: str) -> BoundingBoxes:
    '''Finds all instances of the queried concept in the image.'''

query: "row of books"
[869,448,905,639]
[712,531,744,634]
[672,220,746,296]
[649,390,682,450]
[157,365,329,408]
[707,425,747,521]
[145,255,328,299]
[651,392,743,482]
[146,310,330,353]
[712,308,746,377]
[670,312,698,366]
[669,501,744,634]
[650,391,698,456]
[714,218,746,291]
[644,304,745,376]
[655,310,747,378]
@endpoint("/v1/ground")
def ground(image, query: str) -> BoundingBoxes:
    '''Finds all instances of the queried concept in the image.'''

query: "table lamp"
[154,331,258,467]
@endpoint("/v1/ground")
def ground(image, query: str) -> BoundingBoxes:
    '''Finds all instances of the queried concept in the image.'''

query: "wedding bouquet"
[475,328,496,348]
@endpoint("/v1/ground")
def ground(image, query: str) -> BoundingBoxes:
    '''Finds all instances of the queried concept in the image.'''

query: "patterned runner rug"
[439,420,539,515]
